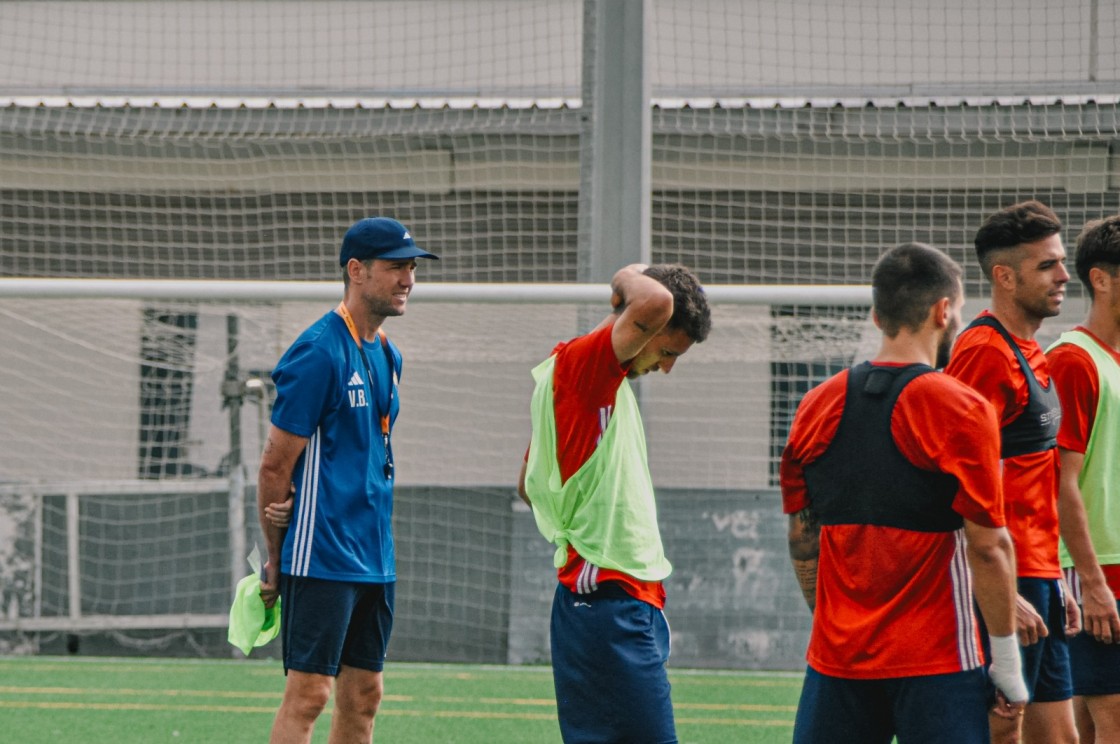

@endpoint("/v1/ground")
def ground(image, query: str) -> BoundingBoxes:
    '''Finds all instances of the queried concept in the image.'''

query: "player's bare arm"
[963,519,1018,636]
[963,518,1029,714]
[1058,447,1120,644]
[257,424,309,608]
[264,483,295,528]
[609,264,674,364]
[787,507,820,613]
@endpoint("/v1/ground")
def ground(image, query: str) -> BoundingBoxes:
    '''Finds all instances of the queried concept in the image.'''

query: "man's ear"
[990,261,1016,291]
[345,258,365,285]
[930,296,952,330]
[1089,265,1114,297]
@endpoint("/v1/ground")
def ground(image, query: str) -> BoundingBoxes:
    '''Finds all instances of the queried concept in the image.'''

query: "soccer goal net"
[0,283,871,663]
[1,0,1118,668]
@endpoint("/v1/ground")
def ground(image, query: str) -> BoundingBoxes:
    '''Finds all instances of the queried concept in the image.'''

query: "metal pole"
[578,0,651,285]
[66,492,81,622]
[225,315,242,472]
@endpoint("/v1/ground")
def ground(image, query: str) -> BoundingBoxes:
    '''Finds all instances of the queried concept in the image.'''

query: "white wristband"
[989,633,1019,666]
[988,633,1028,704]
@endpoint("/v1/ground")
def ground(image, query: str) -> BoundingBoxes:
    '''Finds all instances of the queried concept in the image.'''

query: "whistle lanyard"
[337,302,395,480]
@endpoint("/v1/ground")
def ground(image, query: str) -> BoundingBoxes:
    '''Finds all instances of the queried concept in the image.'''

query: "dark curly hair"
[642,264,712,343]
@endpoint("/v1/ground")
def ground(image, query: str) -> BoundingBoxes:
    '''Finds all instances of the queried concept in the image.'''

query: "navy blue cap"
[339,217,439,265]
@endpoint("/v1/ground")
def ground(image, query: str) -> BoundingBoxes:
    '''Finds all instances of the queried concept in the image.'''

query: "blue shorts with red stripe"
[550,582,676,744]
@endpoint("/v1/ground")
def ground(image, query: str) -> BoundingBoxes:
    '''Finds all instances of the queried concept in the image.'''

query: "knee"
[989,719,1022,744]
[338,675,384,719]
[283,679,333,722]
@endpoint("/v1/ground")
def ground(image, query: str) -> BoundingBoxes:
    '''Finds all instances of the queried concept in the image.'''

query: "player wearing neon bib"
[519,263,711,744]
[782,242,1027,743]
[257,216,437,744]
[1047,214,1120,744]
[944,201,1079,744]
[529,321,670,608]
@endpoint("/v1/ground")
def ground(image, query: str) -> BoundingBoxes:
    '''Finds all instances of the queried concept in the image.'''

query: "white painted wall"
[0,0,1114,98]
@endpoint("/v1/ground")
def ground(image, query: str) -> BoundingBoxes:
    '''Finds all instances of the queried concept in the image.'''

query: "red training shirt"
[944,313,1061,579]
[781,364,1005,678]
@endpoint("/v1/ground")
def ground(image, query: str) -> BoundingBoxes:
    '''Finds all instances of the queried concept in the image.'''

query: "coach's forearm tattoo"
[789,508,821,613]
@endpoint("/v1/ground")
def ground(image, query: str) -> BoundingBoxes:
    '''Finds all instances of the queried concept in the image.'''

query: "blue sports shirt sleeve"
[270,338,335,438]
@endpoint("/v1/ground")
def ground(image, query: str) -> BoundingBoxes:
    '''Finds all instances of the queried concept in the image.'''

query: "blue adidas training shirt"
[270,310,401,583]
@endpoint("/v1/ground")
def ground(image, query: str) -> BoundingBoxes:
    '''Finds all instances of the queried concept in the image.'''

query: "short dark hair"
[974,200,1062,279]
[1074,216,1120,299]
[643,264,712,343]
[872,243,962,337]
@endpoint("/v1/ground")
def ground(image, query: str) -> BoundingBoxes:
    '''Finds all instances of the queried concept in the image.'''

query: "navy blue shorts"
[1016,577,1073,702]
[977,577,1073,703]
[1069,598,1120,696]
[279,574,395,676]
[550,582,676,744]
[793,666,990,744]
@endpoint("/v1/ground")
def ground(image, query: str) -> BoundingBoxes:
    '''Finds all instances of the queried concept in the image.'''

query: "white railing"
[0,477,242,633]
[0,278,872,305]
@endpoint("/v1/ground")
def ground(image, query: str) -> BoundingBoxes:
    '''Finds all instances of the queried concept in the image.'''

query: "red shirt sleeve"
[552,321,629,482]
[1047,338,1100,455]
[944,320,1047,426]
[892,373,1006,528]
[780,371,849,515]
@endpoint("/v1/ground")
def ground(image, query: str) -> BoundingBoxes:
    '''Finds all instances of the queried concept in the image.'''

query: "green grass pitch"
[0,656,802,743]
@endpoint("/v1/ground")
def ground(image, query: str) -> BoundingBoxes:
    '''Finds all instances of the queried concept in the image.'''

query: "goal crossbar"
[0,278,872,305]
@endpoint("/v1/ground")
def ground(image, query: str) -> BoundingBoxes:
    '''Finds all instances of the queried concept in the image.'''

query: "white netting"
[2,0,1120,666]
[0,295,876,489]
[0,292,871,667]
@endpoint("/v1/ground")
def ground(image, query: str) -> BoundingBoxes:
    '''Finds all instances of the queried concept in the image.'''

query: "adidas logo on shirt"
[348,371,363,387]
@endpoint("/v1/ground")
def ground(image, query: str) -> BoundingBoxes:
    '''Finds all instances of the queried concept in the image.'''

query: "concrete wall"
[1,0,1114,98]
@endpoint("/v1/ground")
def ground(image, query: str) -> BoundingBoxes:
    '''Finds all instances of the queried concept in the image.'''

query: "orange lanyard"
[337,302,395,478]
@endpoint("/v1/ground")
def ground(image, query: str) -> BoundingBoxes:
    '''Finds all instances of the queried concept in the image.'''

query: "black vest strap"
[802,362,962,533]
[963,316,1060,458]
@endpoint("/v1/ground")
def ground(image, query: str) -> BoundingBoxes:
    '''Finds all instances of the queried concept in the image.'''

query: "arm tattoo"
[789,507,821,612]
[792,560,818,612]
[789,507,820,560]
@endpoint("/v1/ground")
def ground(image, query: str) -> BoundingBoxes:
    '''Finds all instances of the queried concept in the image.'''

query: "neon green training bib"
[1049,330,1120,569]
[524,354,672,581]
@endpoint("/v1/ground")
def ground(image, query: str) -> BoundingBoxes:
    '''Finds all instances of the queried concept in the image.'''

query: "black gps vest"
[963,316,1061,459]
[802,362,962,533]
